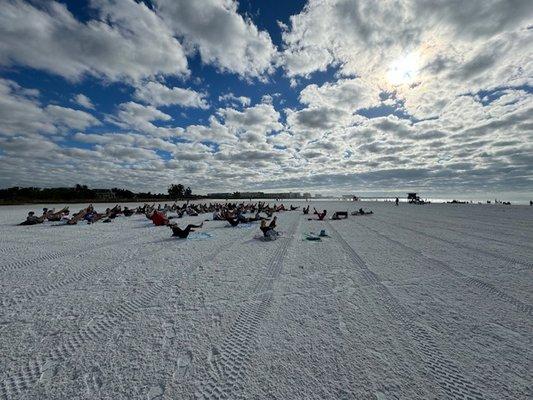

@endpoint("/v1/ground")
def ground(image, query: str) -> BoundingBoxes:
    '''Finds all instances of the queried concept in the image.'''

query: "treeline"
[0,184,198,204]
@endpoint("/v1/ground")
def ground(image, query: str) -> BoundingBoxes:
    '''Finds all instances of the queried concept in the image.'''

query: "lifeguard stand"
[407,192,419,203]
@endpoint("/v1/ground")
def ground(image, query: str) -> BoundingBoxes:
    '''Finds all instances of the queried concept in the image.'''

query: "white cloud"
[1,0,532,195]
[299,79,380,111]
[106,102,177,138]
[134,81,209,109]
[0,79,55,136]
[281,0,533,118]
[73,94,95,110]
[219,92,251,107]
[45,105,100,131]
[0,79,99,137]
[154,0,278,78]
[218,103,283,135]
[0,0,189,81]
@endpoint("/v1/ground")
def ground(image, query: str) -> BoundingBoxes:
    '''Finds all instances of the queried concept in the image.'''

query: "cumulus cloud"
[154,0,278,78]
[299,79,380,111]
[134,81,209,109]
[0,79,100,136]
[105,102,177,138]
[0,0,532,195]
[73,94,95,110]
[0,0,189,81]
[219,92,251,107]
[218,103,283,135]
[0,79,56,136]
[282,0,533,118]
[45,105,100,131]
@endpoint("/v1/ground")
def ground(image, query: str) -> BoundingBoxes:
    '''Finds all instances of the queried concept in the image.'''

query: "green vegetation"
[0,184,197,204]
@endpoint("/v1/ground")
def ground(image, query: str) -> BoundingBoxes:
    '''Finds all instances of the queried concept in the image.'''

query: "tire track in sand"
[358,221,532,317]
[0,233,241,400]
[0,234,160,310]
[326,221,486,400]
[377,217,532,269]
[0,231,141,275]
[395,216,533,251]
[0,245,26,255]
[1,246,147,309]
[195,215,300,400]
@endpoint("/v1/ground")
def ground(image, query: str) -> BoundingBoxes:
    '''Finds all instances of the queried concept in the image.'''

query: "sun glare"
[386,52,420,86]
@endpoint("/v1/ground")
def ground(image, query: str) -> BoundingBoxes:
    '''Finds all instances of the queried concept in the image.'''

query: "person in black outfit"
[260,216,277,237]
[170,222,204,238]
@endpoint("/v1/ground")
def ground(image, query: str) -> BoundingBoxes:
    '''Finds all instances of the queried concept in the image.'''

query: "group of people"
[19,201,374,239]
[19,205,134,226]
[143,201,287,239]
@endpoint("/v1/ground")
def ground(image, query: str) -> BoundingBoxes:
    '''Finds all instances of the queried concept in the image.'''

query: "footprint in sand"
[83,366,103,396]
[174,350,193,381]
[208,346,224,377]
[147,384,165,399]
[39,360,58,384]
[211,311,222,328]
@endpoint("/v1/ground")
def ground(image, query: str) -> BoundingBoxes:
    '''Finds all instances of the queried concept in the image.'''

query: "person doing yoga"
[351,208,373,216]
[260,217,278,238]
[170,222,204,238]
[309,208,327,220]
[225,213,240,227]
[19,211,45,225]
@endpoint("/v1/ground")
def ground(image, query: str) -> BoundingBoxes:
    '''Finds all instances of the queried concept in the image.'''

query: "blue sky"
[0,0,532,199]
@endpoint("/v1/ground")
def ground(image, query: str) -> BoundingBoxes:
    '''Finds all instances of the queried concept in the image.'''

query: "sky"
[0,0,532,200]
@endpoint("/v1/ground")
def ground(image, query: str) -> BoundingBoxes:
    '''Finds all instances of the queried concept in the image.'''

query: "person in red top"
[150,210,169,226]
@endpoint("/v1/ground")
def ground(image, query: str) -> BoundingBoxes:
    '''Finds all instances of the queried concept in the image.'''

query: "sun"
[386,52,420,86]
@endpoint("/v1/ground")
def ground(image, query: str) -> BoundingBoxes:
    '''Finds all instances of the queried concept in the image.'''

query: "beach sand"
[0,201,531,399]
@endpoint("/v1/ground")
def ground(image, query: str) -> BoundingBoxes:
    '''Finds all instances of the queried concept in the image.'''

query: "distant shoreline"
[1,198,531,206]
[0,198,193,206]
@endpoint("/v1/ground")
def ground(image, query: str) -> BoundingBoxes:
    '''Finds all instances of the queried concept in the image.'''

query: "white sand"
[0,201,531,399]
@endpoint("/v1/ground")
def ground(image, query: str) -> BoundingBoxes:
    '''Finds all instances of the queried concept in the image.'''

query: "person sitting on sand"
[290,205,300,211]
[351,208,373,216]
[236,210,249,223]
[212,211,224,220]
[260,217,278,238]
[84,205,110,224]
[303,205,310,215]
[331,211,348,220]
[63,206,91,225]
[226,214,240,227]
[106,205,121,219]
[150,210,170,226]
[251,211,270,221]
[170,222,204,238]
[186,207,198,216]
[42,207,69,222]
[309,208,327,220]
[19,211,45,225]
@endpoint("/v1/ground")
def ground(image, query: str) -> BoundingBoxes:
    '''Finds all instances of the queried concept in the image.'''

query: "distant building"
[206,191,302,199]
[342,195,360,201]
